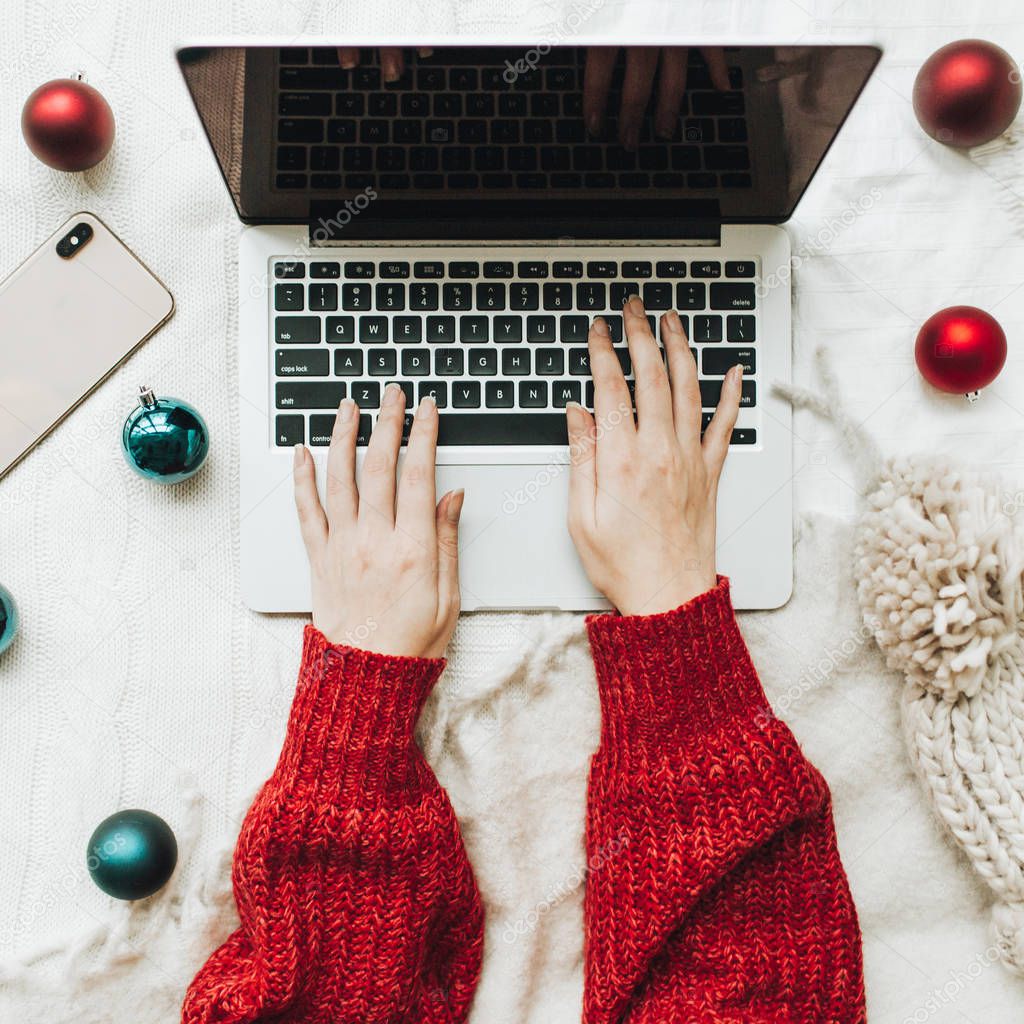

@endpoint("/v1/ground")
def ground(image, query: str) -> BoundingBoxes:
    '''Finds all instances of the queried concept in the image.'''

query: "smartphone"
[0,211,174,478]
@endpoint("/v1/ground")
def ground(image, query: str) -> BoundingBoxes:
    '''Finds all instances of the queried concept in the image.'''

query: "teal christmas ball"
[86,809,178,900]
[122,385,209,483]
[0,583,18,655]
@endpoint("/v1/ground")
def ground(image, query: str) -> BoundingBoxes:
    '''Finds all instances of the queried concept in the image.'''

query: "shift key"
[275,316,321,343]
[276,382,346,408]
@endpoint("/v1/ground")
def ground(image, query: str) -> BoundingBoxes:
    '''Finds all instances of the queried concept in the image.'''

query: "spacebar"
[437,413,568,445]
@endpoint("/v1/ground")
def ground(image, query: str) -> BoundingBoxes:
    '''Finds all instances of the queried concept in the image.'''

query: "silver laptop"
[176,41,880,612]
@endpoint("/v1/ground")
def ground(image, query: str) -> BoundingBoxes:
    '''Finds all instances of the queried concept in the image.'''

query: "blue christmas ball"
[121,385,209,484]
[86,809,177,900]
[0,583,18,655]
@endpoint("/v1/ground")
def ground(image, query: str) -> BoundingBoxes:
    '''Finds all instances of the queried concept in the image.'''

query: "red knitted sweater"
[182,579,865,1023]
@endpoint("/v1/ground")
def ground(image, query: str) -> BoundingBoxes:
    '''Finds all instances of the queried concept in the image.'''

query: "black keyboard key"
[642,283,672,310]
[610,282,641,307]
[537,349,565,375]
[542,283,572,310]
[510,283,540,310]
[703,347,755,375]
[275,261,304,278]
[310,261,340,278]
[276,382,346,409]
[342,283,372,310]
[586,261,617,278]
[605,314,624,343]
[552,380,581,407]
[476,282,506,311]
[278,118,322,143]
[452,381,481,409]
[691,261,722,279]
[437,413,568,445]
[351,381,381,408]
[614,347,631,374]
[276,349,329,376]
[676,283,706,310]
[517,261,549,279]
[699,379,756,408]
[393,317,423,344]
[376,283,406,311]
[559,315,589,344]
[725,261,756,278]
[308,414,338,446]
[485,382,515,408]
[710,283,756,310]
[519,381,548,409]
[655,261,687,277]
[275,316,319,343]
[448,261,479,279]
[436,349,464,376]
[359,316,389,343]
[459,315,489,343]
[442,282,472,310]
[308,283,338,311]
[390,382,415,409]
[355,414,373,446]
[576,282,605,311]
[469,348,497,376]
[727,315,756,342]
[419,381,447,408]
[693,315,723,343]
[494,315,523,344]
[569,348,590,375]
[692,91,745,116]
[502,350,531,376]
[526,316,557,343]
[344,262,375,279]
[621,261,652,278]
[368,350,397,376]
[275,284,304,311]
[401,350,430,376]
[731,429,757,445]
[553,261,583,278]
[484,261,514,278]
[414,261,444,278]
[409,283,439,311]
[335,350,363,376]
[275,414,304,446]
[425,316,456,343]
[379,261,410,279]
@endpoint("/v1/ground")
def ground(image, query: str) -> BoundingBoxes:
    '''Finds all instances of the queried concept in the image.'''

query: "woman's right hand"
[293,386,464,659]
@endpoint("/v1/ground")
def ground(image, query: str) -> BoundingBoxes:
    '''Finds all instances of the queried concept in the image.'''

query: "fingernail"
[419,47,434,58]
[383,382,403,405]
[293,443,304,467]
[337,397,355,422]
[666,309,683,331]
[654,120,674,141]
[586,113,602,136]
[447,488,465,523]
[592,316,610,337]
[729,364,744,382]
[623,125,639,151]
[627,295,645,315]
[418,394,437,416]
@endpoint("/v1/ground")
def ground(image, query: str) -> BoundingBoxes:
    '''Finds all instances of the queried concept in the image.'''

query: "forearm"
[583,578,865,1023]
[182,627,484,1024]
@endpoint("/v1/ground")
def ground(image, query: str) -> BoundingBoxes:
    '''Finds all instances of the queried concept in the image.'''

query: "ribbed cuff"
[276,626,446,806]
[585,577,774,763]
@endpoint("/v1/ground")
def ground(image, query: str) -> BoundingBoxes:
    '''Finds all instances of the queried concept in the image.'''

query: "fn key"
[275,414,304,446]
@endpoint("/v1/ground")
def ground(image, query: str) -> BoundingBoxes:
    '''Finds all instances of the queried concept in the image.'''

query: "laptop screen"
[178,44,880,230]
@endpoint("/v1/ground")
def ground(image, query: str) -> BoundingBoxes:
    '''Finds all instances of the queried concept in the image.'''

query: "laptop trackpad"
[435,462,604,611]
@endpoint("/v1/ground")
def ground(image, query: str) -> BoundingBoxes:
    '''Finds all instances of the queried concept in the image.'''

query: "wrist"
[612,567,717,617]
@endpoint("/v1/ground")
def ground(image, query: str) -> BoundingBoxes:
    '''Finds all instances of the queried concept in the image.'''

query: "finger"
[435,489,464,613]
[587,315,635,477]
[623,296,673,434]
[325,397,360,527]
[653,48,687,140]
[701,47,731,91]
[337,47,360,69]
[660,309,702,450]
[583,47,618,137]
[566,401,597,538]
[396,395,439,542]
[293,444,328,561]
[380,47,404,82]
[703,364,743,481]
[358,383,405,528]
[617,47,659,150]
[417,47,434,58]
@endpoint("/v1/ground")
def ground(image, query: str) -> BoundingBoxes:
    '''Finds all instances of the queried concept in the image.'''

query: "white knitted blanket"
[1,2,1023,1022]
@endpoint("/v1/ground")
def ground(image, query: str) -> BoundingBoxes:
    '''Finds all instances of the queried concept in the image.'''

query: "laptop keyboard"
[271,250,758,448]
[274,47,751,193]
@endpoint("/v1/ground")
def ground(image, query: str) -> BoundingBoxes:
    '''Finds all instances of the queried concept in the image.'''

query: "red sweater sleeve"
[582,578,865,1024]
[181,626,484,1024]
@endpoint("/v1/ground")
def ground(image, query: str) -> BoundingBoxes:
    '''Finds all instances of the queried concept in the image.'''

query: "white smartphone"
[0,211,174,478]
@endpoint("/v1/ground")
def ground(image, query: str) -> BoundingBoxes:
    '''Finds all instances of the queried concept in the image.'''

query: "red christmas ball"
[21,78,115,171]
[915,306,1007,396]
[913,40,1022,148]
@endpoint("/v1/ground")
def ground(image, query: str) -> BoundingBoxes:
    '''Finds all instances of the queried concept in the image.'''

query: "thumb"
[436,489,464,611]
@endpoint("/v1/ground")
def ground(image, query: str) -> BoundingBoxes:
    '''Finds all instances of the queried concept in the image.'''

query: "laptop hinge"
[307,200,722,247]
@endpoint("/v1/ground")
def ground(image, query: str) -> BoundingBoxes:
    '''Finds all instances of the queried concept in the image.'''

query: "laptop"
[176,41,880,612]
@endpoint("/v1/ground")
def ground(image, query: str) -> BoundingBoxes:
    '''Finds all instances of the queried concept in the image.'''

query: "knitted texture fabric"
[855,456,1024,975]
[182,580,865,1022]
